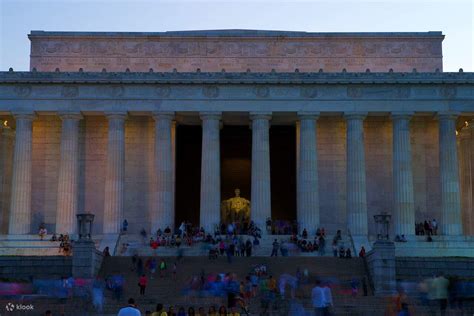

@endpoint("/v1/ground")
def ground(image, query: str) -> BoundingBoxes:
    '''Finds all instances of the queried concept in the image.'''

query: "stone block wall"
[318,117,346,233]
[411,117,441,223]
[31,116,61,232]
[123,116,154,233]
[396,257,474,279]
[365,117,393,234]
[0,256,72,280]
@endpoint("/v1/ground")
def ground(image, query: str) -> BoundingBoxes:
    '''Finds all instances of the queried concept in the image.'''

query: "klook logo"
[4,302,34,312]
[5,303,14,312]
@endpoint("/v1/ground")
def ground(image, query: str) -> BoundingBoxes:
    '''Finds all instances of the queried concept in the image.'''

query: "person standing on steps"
[271,239,279,257]
[159,259,167,278]
[138,274,148,296]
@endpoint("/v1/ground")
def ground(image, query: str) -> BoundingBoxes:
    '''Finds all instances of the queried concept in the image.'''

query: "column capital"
[12,111,35,121]
[344,112,367,120]
[152,111,175,121]
[200,111,222,121]
[297,111,320,120]
[250,112,272,121]
[391,112,414,120]
[437,111,460,121]
[58,112,83,121]
[105,111,127,120]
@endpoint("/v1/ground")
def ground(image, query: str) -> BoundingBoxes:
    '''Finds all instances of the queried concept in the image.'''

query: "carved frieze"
[300,86,318,98]
[441,85,457,99]
[61,85,79,98]
[14,85,32,97]
[254,86,269,98]
[97,85,124,97]
[202,85,219,98]
[155,86,171,98]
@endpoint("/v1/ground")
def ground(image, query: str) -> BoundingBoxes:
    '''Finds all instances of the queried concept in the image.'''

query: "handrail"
[347,229,375,295]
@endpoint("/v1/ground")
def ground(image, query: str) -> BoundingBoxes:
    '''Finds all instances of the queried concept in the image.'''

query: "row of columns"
[4,111,464,236]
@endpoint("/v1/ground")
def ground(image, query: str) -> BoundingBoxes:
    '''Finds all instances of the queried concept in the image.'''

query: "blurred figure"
[92,276,105,313]
[430,273,449,316]
[151,303,166,316]
[312,279,332,316]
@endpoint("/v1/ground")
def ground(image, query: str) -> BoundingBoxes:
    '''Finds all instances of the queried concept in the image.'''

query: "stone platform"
[0,234,119,256]
[393,235,474,257]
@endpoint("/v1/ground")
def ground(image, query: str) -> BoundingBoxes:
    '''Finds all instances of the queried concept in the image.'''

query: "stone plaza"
[0,30,473,249]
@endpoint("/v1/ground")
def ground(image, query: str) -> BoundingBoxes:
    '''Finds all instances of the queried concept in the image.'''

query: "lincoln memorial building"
[1,30,473,241]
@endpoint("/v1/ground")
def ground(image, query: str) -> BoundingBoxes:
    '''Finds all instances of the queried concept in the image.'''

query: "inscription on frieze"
[28,32,444,72]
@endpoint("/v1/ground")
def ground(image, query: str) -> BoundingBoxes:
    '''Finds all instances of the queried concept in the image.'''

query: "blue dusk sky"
[0,0,472,71]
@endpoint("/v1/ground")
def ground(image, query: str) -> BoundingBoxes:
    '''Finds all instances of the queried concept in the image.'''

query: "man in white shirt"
[311,280,332,316]
[117,298,141,316]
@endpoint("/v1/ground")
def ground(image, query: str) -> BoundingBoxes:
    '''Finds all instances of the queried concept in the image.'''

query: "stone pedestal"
[392,112,415,236]
[103,112,126,234]
[366,240,396,297]
[250,112,272,229]
[345,113,368,236]
[56,113,82,234]
[438,113,462,235]
[297,112,320,234]
[200,112,221,232]
[72,240,103,278]
[152,112,174,232]
[9,113,35,234]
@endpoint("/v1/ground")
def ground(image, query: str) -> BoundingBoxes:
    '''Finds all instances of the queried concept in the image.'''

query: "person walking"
[159,259,167,278]
[271,239,279,257]
[312,280,332,316]
[138,274,148,296]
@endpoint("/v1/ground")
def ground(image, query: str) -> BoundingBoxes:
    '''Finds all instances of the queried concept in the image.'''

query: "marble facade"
[0,30,473,237]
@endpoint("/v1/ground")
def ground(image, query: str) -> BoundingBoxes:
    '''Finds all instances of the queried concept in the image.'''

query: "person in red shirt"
[138,274,148,296]
[359,246,366,258]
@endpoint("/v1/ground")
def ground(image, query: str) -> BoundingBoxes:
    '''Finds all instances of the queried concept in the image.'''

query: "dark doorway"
[270,126,296,220]
[175,125,202,226]
[220,126,252,202]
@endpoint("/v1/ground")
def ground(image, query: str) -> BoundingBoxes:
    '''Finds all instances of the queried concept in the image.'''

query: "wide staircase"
[98,256,383,315]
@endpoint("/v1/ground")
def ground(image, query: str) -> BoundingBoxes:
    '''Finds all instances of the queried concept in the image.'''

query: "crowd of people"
[415,219,438,236]
[50,233,72,255]
[116,263,336,316]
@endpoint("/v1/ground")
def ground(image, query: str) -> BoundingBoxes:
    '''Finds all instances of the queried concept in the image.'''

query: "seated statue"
[221,188,251,225]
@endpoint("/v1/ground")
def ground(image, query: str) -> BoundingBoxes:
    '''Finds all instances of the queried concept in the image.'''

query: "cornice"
[0,71,473,85]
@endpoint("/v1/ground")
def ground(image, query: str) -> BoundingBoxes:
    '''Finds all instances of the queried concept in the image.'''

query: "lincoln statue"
[221,188,251,225]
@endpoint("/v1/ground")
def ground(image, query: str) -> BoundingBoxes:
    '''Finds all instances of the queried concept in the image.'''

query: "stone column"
[0,123,14,234]
[250,112,272,229]
[103,112,126,234]
[8,112,35,234]
[391,112,415,236]
[152,112,174,233]
[345,112,368,236]
[55,113,82,234]
[459,126,472,235]
[438,112,462,235]
[200,112,221,233]
[297,112,320,234]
